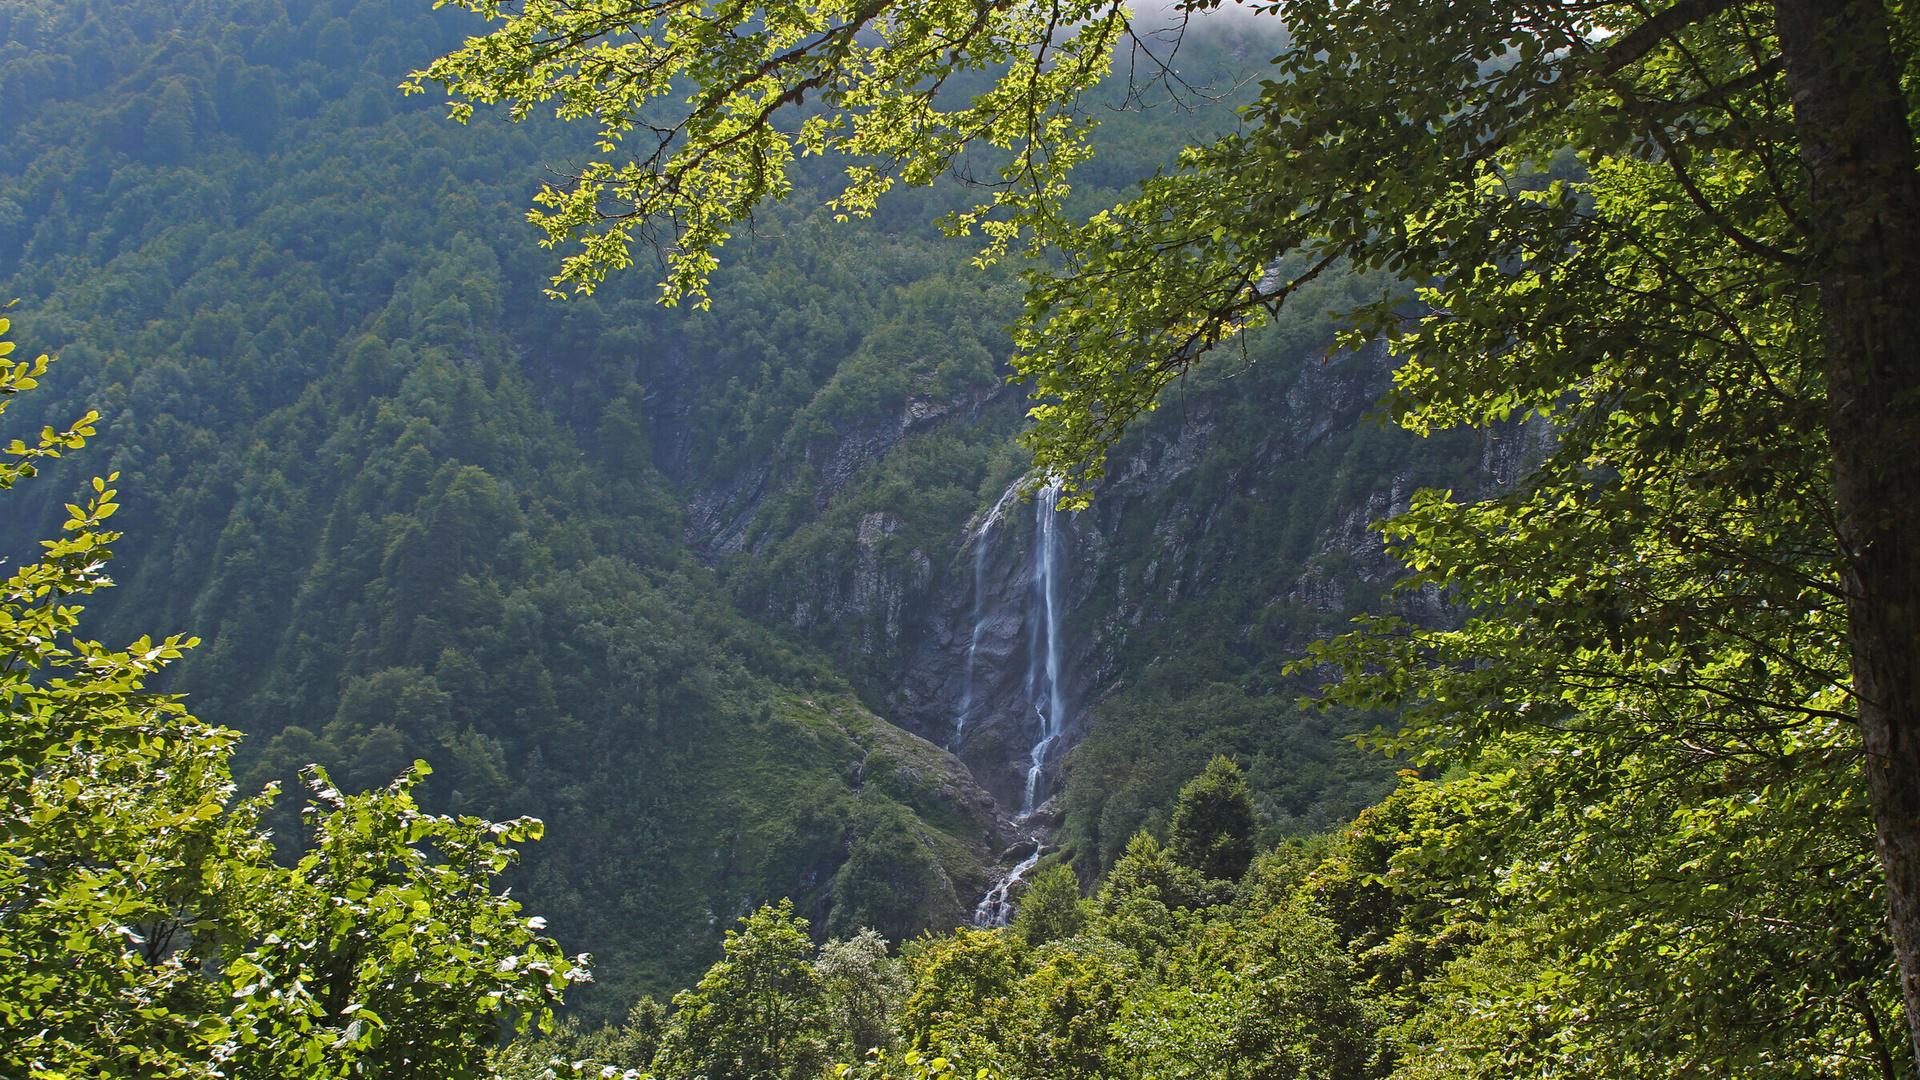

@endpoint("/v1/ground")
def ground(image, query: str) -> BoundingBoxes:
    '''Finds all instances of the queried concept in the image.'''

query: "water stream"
[972,842,1044,927]
[1020,479,1066,817]
[969,478,1070,926]
[951,484,1020,751]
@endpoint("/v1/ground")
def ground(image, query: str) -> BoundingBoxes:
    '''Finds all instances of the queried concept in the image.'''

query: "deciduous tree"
[653,899,831,1080]
[415,0,1920,1063]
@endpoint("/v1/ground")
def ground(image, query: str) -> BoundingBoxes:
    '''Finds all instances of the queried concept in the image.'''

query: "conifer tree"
[1168,756,1256,883]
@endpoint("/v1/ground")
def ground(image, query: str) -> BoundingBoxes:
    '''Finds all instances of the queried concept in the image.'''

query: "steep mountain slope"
[696,283,1536,874]
[0,0,1013,1011]
[0,0,1500,1012]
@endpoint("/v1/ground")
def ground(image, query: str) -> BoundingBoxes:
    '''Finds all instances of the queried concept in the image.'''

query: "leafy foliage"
[0,0,1410,1014]
[816,929,907,1064]
[17,0,1917,1072]
[0,319,581,1079]
[653,899,831,1080]
[512,743,1902,1080]
[421,0,1920,1066]
[407,0,1129,303]
[0,0,1021,1011]
[1008,865,1086,947]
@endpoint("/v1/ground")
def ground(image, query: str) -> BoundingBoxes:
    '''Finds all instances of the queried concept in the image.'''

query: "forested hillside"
[0,0,1020,1008]
[9,0,1916,1075]
[0,0,1445,1015]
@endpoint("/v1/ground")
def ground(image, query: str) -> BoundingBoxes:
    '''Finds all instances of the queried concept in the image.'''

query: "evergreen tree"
[1167,756,1256,883]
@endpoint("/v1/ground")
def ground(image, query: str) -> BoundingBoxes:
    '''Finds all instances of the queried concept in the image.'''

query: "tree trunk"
[1775,0,1920,1065]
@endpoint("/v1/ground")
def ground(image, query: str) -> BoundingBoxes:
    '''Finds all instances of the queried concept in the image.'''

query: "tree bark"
[1775,0,1920,1065]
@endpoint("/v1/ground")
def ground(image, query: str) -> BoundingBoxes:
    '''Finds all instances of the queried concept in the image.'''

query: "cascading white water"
[972,842,1044,927]
[1019,479,1066,816]
[949,536,987,750]
[951,485,1020,750]
[969,478,1071,928]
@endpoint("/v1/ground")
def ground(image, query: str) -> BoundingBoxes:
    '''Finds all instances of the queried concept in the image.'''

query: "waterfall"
[949,537,985,749]
[968,477,1071,928]
[951,485,1020,750]
[1020,479,1066,816]
[972,842,1044,927]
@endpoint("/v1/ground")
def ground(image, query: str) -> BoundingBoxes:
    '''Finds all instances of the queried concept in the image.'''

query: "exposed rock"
[684,461,772,556]
[673,336,1545,836]
[685,389,981,558]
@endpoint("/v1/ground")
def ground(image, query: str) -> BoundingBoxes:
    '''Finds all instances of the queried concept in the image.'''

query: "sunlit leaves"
[209,762,587,1077]
[409,0,1127,306]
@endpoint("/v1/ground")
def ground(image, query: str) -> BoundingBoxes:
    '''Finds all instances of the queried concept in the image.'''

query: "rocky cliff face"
[892,339,1419,813]
[682,387,999,559]
[669,332,1544,845]
[894,477,1073,813]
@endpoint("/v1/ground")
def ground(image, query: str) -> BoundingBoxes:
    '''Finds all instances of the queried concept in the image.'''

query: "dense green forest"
[0,319,582,1076]
[5,0,1919,1075]
[502,756,1896,1077]
[0,0,1035,1010]
[0,0,1433,1020]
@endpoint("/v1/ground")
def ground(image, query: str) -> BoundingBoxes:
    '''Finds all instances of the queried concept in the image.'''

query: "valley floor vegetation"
[508,752,1904,1079]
